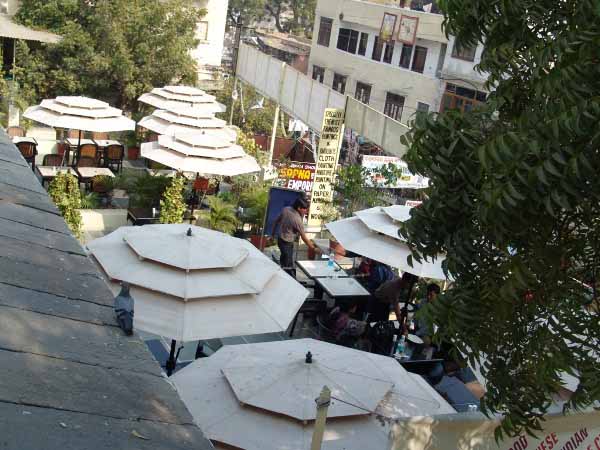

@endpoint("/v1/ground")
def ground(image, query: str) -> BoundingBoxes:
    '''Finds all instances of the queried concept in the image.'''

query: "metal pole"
[268,103,280,166]
[229,18,243,126]
[166,339,177,376]
[310,386,331,450]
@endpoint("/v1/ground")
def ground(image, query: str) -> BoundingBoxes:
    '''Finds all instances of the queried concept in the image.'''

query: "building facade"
[191,0,229,90]
[308,0,488,126]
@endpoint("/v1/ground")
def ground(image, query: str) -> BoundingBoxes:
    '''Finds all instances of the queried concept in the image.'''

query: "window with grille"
[337,28,359,54]
[399,44,413,69]
[411,46,427,73]
[382,41,395,64]
[451,41,477,61]
[355,82,372,104]
[372,36,384,61]
[384,92,405,121]
[312,65,325,83]
[317,17,333,47]
[333,73,347,94]
[358,33,369,56]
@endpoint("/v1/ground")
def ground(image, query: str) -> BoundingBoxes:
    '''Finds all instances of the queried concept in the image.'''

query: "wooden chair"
[76,143,99,166]
[16,142,37,171]
[67,129,82,139]
[103,144,124,173]
[7,126,25,137]
[76,156,96,168]
[91,131,108,140]
[42,154,64,167]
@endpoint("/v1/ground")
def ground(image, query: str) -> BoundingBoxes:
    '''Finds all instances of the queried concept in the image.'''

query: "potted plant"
[125,130,140,160]
[48,173,83,239]
[198,196,238,235]
[239,184,269,249]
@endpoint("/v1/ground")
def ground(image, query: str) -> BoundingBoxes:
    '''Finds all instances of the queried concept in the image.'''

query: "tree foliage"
[199,196,238,235]
[48,173,82,238]
[401,0,600,438]
[227,0,316,37]
[14,0,202,113]
[160,175,187,224]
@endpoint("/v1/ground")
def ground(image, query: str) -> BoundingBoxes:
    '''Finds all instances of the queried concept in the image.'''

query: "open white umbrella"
[87,224,308,373]
[326,209,448,280]
[23,96,136,133]
[141,139,260,177]
[139,85,226,113]
[157,134,247,159]
[173,339,455,450]
[138,112,237,142]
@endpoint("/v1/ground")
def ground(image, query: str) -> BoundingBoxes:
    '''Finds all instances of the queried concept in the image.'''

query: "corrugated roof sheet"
[0,14,61,43]
[0,131,213,449]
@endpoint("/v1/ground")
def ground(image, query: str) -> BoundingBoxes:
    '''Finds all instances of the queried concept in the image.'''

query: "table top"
[94,139,121,147]
[37,166,77,177]
[296,260,347,278]
[12,136,37,145]
[76,167,115,178]
[65,138,95,146]
[128,207,160,221]
[315,277,370,298]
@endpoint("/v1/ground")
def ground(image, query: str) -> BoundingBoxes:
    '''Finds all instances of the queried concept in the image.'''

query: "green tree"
[264,0,316,37]
[14,0,202,113]
[400,0,600,438]
[159,175,187,224]
[48,173,82,238]
[199,196,238,235]
[228,0,265,27]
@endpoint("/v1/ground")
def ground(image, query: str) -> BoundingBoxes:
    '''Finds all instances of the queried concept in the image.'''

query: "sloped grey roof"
[0,14,61,43]
[0,131,212,449]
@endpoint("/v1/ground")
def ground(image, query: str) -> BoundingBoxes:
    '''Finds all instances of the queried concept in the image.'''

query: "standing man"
[371,272,419,323]
[271,197,319,276]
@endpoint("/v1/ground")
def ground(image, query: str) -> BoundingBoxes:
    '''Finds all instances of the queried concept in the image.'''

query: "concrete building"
[257,32,311,74]
[191,0,229,90]
[308,0,489,126]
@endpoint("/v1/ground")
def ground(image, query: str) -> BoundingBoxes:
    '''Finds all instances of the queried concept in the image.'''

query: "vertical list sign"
[307,108,345,229]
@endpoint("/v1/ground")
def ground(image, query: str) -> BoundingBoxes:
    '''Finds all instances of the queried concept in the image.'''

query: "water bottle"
[396,335,406,358]
[327,250,335,268]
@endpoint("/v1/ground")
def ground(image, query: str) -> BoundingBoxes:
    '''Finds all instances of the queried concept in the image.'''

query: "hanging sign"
[397,15,419,45]
[307,108,345,229]
[274,162,317,196]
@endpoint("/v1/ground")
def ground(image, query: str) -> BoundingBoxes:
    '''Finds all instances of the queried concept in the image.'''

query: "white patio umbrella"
[173,339,455,450]
[23,96,136,133]
[141,139,260,177]
[138,85,226,113]
[87,224,308,374]
[138,111,237,142]
[326,210,448,280]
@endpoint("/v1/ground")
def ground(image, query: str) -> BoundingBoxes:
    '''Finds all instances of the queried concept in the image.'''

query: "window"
[312,65,325,83]
[440,83,487,113]
[384,93,405,121]
[382,41,395,64]
[399,44,413,69]
[435,43,447,78]
[355,82,372,104]
[317,17,333,47]
[411,45,427,73]
[451,41,476,61]
[358,33,368,56]
[332,73,347,94]
[197,21,209,41]
[371,36,384,61]
[337,28,359,54]
[416,102,430,114]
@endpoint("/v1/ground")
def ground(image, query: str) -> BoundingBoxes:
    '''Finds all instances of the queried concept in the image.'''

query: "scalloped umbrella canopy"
[138,85,226,113]
[138,113,237,142]
[157,135,246,159]
[23,96,136,132]
[87,224,308,341]
[173,339,455,450]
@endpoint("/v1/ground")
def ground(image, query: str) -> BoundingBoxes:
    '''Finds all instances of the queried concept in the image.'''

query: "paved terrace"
[0,131,213,449]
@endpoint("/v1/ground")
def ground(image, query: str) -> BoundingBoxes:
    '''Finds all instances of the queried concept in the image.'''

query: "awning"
[0,15,61,44]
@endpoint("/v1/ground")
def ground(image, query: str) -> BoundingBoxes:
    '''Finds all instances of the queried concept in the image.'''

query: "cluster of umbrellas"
[138,85,260,176]
[326,205,449,280]
[173,338,455,450]
[22,85,261,178]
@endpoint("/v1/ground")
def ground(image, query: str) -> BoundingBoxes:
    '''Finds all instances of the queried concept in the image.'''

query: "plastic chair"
[16,141,37,171]
[42,154,64,167]
[103,144,124,173]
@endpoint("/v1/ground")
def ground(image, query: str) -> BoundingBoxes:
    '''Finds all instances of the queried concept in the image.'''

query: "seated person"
[326,301,367,345]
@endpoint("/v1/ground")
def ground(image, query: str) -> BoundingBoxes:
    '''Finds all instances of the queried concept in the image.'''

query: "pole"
[229,17,243,126]
[310,386,331,450]
[268,103,280,167]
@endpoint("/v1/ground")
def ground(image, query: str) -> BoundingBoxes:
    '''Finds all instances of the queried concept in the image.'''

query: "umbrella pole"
[310,386,331,450]
[166,339,177,376]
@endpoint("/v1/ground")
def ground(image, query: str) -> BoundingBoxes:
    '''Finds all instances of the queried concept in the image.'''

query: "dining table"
[36,166,77,187]
[12,136,38,145]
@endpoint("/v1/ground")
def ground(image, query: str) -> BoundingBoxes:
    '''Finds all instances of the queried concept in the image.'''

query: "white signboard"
[308,109,345,229]
[361,154,429,189]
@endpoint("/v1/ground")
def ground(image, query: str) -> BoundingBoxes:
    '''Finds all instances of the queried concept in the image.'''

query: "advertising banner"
[274,162,317,196]
[361,154,429,189]
[308,108,345,229]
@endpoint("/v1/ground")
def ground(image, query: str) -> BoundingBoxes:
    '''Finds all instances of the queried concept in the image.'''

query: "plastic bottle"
[396,335,406,358]
[327,250,335,268]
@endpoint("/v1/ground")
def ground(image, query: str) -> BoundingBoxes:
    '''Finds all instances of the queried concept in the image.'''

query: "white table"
[93,139,121,147]
[12,136,37,145]
[66,137,95,147]
[315,277,370,300]
[76,167,115,179]
[36,166,77,186]
[296,260,347,279]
